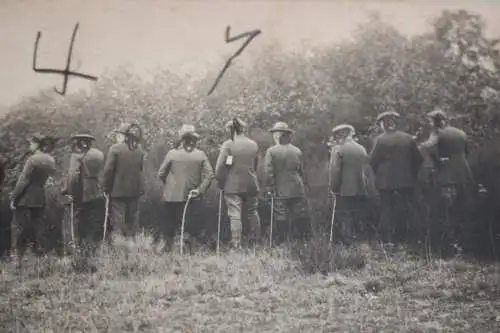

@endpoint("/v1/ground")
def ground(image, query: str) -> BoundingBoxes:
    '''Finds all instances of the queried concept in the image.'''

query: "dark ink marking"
[207,25,261,96]
[33,23,98,96]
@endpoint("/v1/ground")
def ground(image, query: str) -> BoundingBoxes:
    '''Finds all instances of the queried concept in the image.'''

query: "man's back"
[102,142,144,198]
[330,139,368,197]
[11,151,56,207]
[216,135,259,194]
[264,143,305,198]
[370,130,423,190]
[432,126,474,186]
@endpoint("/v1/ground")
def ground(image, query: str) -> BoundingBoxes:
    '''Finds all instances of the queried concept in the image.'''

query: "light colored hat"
[178,124,200,139]
[427,109,447,120]
[331,124,355,135]
[269,121,294,133]
[376,111,400,123]
[114,123,131,135]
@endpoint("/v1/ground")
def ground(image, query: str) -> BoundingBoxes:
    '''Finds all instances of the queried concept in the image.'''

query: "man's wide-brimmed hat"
[376,111,400,123]
[331,124,355,135]
[427,109,447,120]
[178,124,200,139]
[269,122,294,133]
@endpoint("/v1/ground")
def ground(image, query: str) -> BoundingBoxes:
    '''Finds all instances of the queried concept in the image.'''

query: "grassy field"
[0,235,499,333]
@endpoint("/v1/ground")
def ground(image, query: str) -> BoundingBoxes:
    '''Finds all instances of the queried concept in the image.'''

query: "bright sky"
[1,0,500,108]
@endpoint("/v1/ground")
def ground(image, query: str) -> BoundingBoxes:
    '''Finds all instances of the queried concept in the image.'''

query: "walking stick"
[269,195,274,248]
[180,191,194,255]
[69,200,76,250]
[329,194,337,243]
[101,194,110,254]
[216,189,223,255]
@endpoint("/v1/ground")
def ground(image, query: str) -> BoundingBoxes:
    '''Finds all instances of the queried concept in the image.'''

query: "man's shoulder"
[109,143,124,153]
[88,148,105,159]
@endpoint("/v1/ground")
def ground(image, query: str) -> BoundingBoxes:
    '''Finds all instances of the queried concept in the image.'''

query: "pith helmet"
[178,124,200,139]
[331,124,355,136]
[376,111,400,123]
[269,121,294,133]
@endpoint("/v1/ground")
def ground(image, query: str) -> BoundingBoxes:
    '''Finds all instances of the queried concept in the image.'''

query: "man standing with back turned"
[10,133,56,271]
[215,117,261,249]
[62,132,105,259]
[369,111,423,244]
[102,123,145,242]
[263,122,311,245]
[329,124,370,245]
[420,109,475,256]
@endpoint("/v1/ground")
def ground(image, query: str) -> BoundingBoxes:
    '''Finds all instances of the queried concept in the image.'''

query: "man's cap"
[114,123,132,135]
[331,124,355,135]
[71,133,96,142]
[269,121,294,133]
[376,111,400,123]
[178,124,200,139]
[427,109,447,120]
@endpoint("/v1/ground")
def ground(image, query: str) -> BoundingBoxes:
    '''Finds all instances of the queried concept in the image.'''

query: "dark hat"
[30,132,55,145]
[114,123,142,140]
[331,124,355,135]
[225,117,247,129]
[178,124,200,139]
[427,109,447,120]
[269,122,294,133]
[376,111,400,123]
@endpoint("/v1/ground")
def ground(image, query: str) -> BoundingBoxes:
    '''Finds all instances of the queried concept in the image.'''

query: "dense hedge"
[1,10,500,258]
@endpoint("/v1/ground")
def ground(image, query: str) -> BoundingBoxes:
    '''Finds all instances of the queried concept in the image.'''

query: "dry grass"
[0,234,499,333]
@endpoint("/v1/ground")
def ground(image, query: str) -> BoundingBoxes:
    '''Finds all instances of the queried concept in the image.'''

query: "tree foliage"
[1,9,499,257]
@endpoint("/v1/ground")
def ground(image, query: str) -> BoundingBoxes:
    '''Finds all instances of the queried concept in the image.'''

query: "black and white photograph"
[0,0,499,331]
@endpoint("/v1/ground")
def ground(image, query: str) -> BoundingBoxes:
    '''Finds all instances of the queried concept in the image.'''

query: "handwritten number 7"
[208,26,262,96]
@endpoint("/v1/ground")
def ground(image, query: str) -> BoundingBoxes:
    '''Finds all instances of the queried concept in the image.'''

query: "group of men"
[4,106,475,267]
[329,109,475,255]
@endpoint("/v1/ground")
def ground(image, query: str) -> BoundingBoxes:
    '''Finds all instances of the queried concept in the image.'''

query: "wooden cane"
[180,192,194,255]
[269,196,274,248]
[101,195,110,255]
[329,194,337,243]
[216,189,223,255]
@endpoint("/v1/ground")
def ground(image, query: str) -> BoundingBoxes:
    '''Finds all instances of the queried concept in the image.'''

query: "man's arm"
[10,157,34,204]
[62,153,82,195]
[368,138,382,173]
[102,147,117,194]
[198,152,214,194]
[214,143,229,185]
[263,149,274,193]
[157,151,172,184]
[329,149,342,194]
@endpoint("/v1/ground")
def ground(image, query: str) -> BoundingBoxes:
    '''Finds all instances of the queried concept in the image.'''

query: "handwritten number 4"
[207,26,261,96]
[33,23,98,96]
